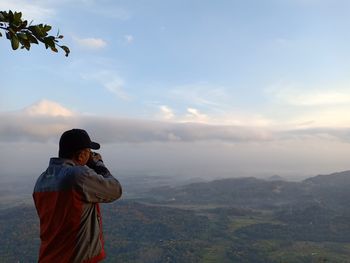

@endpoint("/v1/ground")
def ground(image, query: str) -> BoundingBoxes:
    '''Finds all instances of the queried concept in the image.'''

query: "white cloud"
[162,82,241,123]
[185,108,209,123]
[286,106,350,128]
[1,0,55,21]
[159,106,175,120]
[73,36,107,49]
[267,83,350,106]
[23,99,74,117]
[3,100,350,146]
[164,83,274,126]
[82,71,129,100]
[0,101,273,144]
[214,112,273,127]
[264,82,350,127]
[170,83,230,110]
[104,77,128,100]
[124,35,134,44]
[1,0,131,25]
[0,100,75,143]
[3,101,350,178]
[156,104,272,127]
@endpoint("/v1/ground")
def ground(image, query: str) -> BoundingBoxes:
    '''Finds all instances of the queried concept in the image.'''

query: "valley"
[2,171,350,262]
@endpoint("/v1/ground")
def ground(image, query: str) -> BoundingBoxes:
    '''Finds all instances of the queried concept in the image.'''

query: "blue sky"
[2,0,350,179]
[2,0,350,122]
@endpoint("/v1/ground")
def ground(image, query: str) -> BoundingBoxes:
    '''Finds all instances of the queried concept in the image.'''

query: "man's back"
[33,157,121,263]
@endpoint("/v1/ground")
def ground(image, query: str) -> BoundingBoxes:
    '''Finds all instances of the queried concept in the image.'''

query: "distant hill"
[302,170,350,210]
[2,171,350,262]
[141,177,303,208]
[303,170,350,187]
[266,175,286,181]
[141,171,350,210]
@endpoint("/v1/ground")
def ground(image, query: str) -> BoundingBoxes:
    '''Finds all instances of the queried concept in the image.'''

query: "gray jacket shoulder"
[72,164,122,203]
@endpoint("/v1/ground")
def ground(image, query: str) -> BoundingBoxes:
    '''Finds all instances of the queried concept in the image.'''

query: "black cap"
[59,129,100,156]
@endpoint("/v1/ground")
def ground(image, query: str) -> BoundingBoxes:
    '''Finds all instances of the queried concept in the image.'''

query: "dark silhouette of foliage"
[0,10,70,56]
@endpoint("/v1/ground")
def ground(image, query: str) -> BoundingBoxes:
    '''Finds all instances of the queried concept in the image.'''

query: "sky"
[2,0,350,180]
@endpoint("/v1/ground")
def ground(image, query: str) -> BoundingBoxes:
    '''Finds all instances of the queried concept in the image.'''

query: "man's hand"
[86,152,111,176]
[91,152,102,162]
[87,152,103,168]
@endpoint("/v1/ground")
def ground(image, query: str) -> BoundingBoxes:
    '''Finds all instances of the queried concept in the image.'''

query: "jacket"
[33,158,122,263]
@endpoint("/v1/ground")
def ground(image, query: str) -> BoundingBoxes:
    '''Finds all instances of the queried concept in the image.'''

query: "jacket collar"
[49,157,76,166]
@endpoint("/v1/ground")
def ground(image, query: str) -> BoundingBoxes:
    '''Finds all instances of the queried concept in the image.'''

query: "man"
[33,129,122,263]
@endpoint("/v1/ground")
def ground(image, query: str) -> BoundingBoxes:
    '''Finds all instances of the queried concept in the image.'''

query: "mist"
[2,137,350,182]
[2,103,350,182]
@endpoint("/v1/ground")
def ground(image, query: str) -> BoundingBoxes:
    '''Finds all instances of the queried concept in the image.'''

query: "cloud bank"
[2,100,350,179]
[1,100,350,144]
[0,111,271,144]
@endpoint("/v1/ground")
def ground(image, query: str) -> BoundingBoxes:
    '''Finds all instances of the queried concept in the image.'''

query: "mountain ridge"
[139,170,350,210]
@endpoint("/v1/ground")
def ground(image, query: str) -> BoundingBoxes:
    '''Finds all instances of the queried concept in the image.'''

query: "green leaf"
[8,10,14,23]
[17,35,30,49]
[11,35,19,50]
[13,12,22,26]
[44,25,52,32]
[50,46,58,52]
[28,25,46,37]
[0,12,5,21]
[26,32,39,44]
[22,39,31,50]
[2,13,69,56]
[17,32,28,40]
[19,40,30,50]
[18,20,27,30]
[0,11,9,22]
[60,45,70,57]
[9,28,16,34]
[14,12,22,21]
[43,36,55,47]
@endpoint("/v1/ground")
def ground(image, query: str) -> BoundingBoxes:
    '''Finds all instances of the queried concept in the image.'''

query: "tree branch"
[0,10,70,56]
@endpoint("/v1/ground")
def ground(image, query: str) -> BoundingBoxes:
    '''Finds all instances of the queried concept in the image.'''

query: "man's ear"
[73,151,84,165]
[76,152,83,163]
